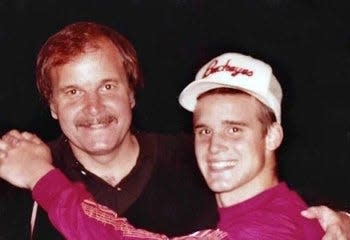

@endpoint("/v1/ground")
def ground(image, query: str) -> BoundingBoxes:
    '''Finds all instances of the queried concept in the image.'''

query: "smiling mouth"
[208,160,238,170]
[77,116,117,129]
[85,123,110,129]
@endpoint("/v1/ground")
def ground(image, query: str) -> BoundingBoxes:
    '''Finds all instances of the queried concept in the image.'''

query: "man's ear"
[49,101,58,120]
[129,93,135,108]
[265,123,283,151]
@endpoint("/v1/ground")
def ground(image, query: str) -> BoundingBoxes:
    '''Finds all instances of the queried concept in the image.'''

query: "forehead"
[47,37,122,68]
[75,39,124,66]
[193,93,261,124]
[50,41,126,85]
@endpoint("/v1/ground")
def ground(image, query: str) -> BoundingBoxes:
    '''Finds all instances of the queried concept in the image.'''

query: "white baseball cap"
[178,52,283,123]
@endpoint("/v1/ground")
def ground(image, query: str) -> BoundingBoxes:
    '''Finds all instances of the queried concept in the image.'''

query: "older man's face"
[49,40,135,161]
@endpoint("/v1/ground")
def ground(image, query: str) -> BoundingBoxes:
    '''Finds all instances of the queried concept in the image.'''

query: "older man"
[0,21,217,239]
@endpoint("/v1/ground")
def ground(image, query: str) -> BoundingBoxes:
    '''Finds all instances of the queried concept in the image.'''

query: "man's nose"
[209,133,227,154]
[83,93,105,115]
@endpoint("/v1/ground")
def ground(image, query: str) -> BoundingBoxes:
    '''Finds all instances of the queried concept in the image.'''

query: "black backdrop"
[1,0,350,210]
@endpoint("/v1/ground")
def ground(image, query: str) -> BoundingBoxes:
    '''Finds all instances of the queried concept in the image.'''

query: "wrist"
[29,164,55,190]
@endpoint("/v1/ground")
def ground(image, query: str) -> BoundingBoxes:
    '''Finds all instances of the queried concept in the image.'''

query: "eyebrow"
[222,120,247,127]
[193,123,207,130]
[57,85,79,93]
[100,78,120,84]
[94,78,121,87]
[193,120,248,130]
[57,78,120,91]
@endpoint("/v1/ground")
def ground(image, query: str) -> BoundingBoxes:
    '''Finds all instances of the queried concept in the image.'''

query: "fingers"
[0,130,43,158]
[301,205,338,231]
[0,138,12,158]
[21,132,43,145]
[321,225,346,240]
[1,130,42,146]
[301,205,329,219]
[3,129,23,139]
[1,129,23,146]
[302,205,350,239]
[0,130,25,158]
[0,141,9,158]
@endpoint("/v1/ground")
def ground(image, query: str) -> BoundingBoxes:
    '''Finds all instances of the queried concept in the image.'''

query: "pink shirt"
[218,183,324,239]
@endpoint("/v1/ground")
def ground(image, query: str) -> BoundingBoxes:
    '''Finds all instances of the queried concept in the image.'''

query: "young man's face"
[49,40,135,160]
[193,93,277,206]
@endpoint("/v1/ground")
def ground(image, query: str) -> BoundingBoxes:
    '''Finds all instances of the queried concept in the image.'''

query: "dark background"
[1,0,349,210]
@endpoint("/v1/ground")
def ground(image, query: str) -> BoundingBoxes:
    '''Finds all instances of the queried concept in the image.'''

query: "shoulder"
[220,183,324,239]
[260,183,324,239]
[46,135,74,168]
[135,131,195,163]
[47,134,66,151]
[135,131,193,145]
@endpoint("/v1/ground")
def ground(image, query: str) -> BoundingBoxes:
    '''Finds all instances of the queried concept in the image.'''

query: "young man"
[0,21,217,239]
[1,53,350,239]
[179,52,323,238]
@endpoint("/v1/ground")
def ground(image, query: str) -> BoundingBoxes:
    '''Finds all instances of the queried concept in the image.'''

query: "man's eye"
[104,83,117,90]
[228,127,240,134]
[105,84,112,90]
[199,128,211,135]
[67,89,77,95]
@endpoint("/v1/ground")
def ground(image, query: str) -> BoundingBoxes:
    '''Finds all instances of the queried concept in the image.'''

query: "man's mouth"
[208,160,238,170]
[77,116,117,129]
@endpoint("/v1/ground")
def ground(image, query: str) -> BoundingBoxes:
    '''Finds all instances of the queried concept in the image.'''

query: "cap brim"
[178,76,281,124]
[179,77,251,111]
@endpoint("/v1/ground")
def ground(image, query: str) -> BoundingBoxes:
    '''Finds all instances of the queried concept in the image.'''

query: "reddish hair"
[36,21,143,104]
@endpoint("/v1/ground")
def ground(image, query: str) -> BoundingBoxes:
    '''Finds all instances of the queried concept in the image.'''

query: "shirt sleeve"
[32,169,166,239]
[32,169,227,240]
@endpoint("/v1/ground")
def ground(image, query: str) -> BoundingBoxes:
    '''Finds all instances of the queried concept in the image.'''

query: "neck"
[70,133,139,186]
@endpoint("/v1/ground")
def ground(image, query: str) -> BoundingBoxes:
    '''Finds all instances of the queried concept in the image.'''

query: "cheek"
[235,136,260,152]
[195,142,209,169]
[248,138,266,155]
[194,139,207,156]
[54,103,81,124]
[106,93,132,109]
[196,157,207,176]
[109,100,133,118]
[53,96,79,110]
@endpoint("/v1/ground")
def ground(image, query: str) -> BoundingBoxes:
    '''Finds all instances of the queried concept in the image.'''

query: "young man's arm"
[0,130,226,240]
[32,168,171,239]
[34,169,226,240]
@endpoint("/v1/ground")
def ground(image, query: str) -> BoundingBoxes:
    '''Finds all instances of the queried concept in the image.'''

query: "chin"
[84,142,116,155]
[206,178,237,193]
[87,148,115,156]
[207,182,229,193]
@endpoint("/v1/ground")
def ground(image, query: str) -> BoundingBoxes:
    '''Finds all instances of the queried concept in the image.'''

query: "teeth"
[208,161,237,169]
[89,123,107,129]
[79,117,116,128]
[80,123,108,128]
